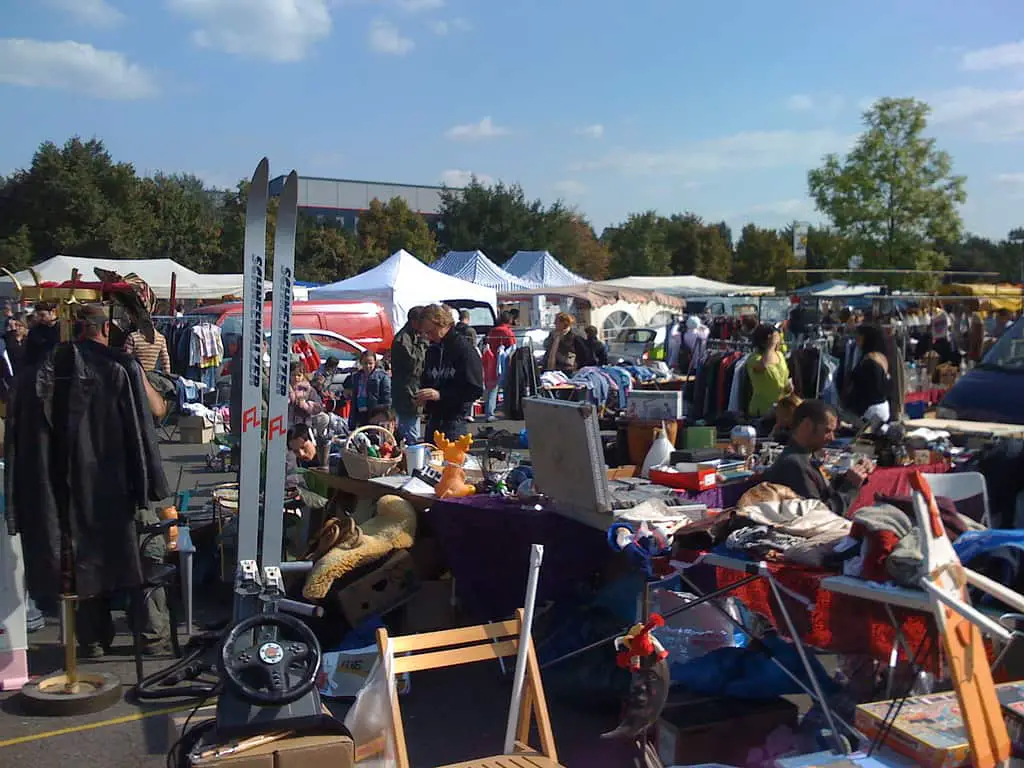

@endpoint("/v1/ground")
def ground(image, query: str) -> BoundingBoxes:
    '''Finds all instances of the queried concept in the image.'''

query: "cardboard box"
[400,579,456,634]
[338,550,419,627]
[179,415,214,444]
[168,708,354,767]
[656,695,798,766]
[855,689,970,767]
[317,645,379,699]
[626,390,684,421]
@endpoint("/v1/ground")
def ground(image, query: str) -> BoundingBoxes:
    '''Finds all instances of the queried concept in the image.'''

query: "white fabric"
[863,401,891,425]
[431,250,537,291]
[599,275,774,296]
[309,250,497,331]
[502,250,588,287]
[0,255,252,300]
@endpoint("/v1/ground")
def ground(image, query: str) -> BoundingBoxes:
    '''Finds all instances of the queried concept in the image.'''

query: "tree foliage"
[357,197,437,268]
[296,221,362,283]
[808,98,967,284]
[733,225,798,289]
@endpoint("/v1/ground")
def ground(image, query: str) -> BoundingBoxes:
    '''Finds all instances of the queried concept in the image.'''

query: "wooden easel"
[910,471,1015,768]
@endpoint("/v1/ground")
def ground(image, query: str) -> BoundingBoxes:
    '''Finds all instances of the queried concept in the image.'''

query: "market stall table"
[304,469,434,512]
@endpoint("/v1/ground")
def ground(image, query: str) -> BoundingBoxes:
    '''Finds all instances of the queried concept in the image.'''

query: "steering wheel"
[219,613,322,706]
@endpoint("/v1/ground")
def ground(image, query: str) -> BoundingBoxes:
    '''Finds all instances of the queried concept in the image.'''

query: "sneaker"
[25,609,45,633]
[485,416,498,423]
[466,416,476,423]
[79,643,104,659]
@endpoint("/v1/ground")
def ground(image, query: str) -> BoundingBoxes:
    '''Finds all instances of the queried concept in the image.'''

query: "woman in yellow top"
[747,324,789,416]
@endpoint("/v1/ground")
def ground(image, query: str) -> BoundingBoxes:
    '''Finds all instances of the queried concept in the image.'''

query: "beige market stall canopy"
[0,256,249,300]
[498,282,686,309]
[597,275,775,296]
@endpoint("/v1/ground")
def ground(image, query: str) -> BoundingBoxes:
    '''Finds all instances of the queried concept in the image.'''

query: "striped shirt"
[124,330,171,373]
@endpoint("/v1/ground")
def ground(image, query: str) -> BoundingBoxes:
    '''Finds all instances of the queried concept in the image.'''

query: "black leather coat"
[5,340,169,600]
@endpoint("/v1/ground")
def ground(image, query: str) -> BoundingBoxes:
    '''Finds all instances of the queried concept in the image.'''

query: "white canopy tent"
[0,255,248,300]
[309,249,497,330]
[432,250,537,291]
[598,275,775,296]
[503,251,588,287]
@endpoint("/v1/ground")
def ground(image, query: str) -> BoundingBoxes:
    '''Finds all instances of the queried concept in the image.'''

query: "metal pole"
[503,544,544,754]
[60,594,79,690]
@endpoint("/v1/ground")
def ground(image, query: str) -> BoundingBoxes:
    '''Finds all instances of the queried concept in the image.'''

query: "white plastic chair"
[922,471,991,528]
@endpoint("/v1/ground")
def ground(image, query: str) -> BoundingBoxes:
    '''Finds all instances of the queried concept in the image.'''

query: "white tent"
[598,275,775,296]
[431,250,537,291]
[503,251,588,287]
[0,255,247,300]
[309,249,497,329]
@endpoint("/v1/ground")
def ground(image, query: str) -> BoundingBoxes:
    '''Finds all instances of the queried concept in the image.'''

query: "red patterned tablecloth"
[713,560,940,670]
[905,389,946,405]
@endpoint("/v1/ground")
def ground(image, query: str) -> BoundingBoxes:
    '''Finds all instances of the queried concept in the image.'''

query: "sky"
[2,0,1024,241]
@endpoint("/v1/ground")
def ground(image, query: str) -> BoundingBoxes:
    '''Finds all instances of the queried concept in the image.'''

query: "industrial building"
[268,175,459,232]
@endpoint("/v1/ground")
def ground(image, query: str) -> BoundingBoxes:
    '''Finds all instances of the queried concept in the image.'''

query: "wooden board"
[904,417,1024,438]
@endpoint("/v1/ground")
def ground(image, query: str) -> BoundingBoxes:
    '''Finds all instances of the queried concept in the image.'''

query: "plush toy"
[434,431,476,498]
[602,613,671,741]
[613,613,669,672]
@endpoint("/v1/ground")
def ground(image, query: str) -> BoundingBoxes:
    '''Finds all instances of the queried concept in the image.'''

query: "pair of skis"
[236,158,298,616]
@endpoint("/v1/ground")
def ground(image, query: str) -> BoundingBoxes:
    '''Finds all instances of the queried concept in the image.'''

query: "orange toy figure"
[433,431,476,499]
[614,613,668,672]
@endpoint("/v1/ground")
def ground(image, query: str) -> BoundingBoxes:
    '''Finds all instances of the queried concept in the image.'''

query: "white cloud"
[439,169,491,186]
[396,0,443,11]
[995,172,1024,185]
[367,19,414,55]
[553,180,587,197]
[0,38,157,99]
[430,17,471,35]
[167,0,331,62]
[961,40,1024,72]
[577,124,604,139]
[573,129,855,177]
[786,94,814,112]
[445,116,510,141]
[43,0,125,27]
[929,87,1024,141]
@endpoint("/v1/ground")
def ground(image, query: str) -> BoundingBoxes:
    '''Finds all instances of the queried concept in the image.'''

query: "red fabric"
[849,522,901,583]
[486,323,516,354]
[847,462,949,517]
[292,339,320,373]
[482,347,498,388]
[714,561,939,671]
[905,389,945,405]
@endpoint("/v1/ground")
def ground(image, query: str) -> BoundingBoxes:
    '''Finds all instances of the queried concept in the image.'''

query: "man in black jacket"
[762,399,869,517]
[416,304,483,439]
[391,306,427,444]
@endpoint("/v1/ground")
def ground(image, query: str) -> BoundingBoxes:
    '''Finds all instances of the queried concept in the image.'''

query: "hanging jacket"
[5,341,169,601]
[505,347,537,420]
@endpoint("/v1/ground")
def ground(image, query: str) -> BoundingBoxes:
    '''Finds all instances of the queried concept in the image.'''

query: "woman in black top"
[848,323,892,423]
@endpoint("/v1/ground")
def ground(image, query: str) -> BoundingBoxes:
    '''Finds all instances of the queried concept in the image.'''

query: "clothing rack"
[796,337,831,400]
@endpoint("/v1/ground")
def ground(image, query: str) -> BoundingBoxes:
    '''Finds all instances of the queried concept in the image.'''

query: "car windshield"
[981,319,1024,370]
[297,332,360,365]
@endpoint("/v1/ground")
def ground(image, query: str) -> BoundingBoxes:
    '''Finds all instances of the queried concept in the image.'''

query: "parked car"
[607,327,660,362]
[937,320,1023,423]
[216,328,366,394]
[447,299,497,337]
[192,299,393,355]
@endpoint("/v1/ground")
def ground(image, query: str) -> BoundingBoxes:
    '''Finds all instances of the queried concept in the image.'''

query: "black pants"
[425,416,468,441]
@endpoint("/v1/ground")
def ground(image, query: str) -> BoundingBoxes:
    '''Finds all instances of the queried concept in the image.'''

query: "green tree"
[661,213,733,280]
[0,225,33,271]
[215,179,278,273]
[356,197,437,267]
[1,137,152,260]
[544,211,611,279]
[296,222,362,283]
[603,211,672,277]
[138,173,223,272]
[808,97,967,287]
[733,224,796,289]
[437,178,549,265]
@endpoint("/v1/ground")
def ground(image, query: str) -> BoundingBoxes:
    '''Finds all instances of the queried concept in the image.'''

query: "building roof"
[431,250,537,291]
[269,174,460,215]
[502,250,588,287]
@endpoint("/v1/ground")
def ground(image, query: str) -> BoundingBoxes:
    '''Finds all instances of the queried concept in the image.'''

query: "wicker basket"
[343,425,403,480]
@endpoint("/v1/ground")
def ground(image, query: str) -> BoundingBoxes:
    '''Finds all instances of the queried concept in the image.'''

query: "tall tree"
[437,179,549,265]
[138,173,223,272]
[296,221,362,283]
[0,137,152,260]
[603,211,673,277]
[733,224,797,289]
[661,213,732,280]
[544,211,611,279]
[808,97,966,286]
[215,179,278,273]
[356,197,437,267]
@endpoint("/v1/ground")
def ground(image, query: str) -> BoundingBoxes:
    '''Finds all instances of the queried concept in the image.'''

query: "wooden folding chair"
[376,609,565,768]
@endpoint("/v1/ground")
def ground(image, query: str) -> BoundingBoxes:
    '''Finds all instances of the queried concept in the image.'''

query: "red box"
[650,463,717,492]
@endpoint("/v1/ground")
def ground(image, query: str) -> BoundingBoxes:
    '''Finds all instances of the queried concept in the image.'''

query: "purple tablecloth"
[428,496,610,622]
[428,479,754,622]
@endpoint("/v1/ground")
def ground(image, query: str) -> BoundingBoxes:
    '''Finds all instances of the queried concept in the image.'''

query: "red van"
[192,300,394,354]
